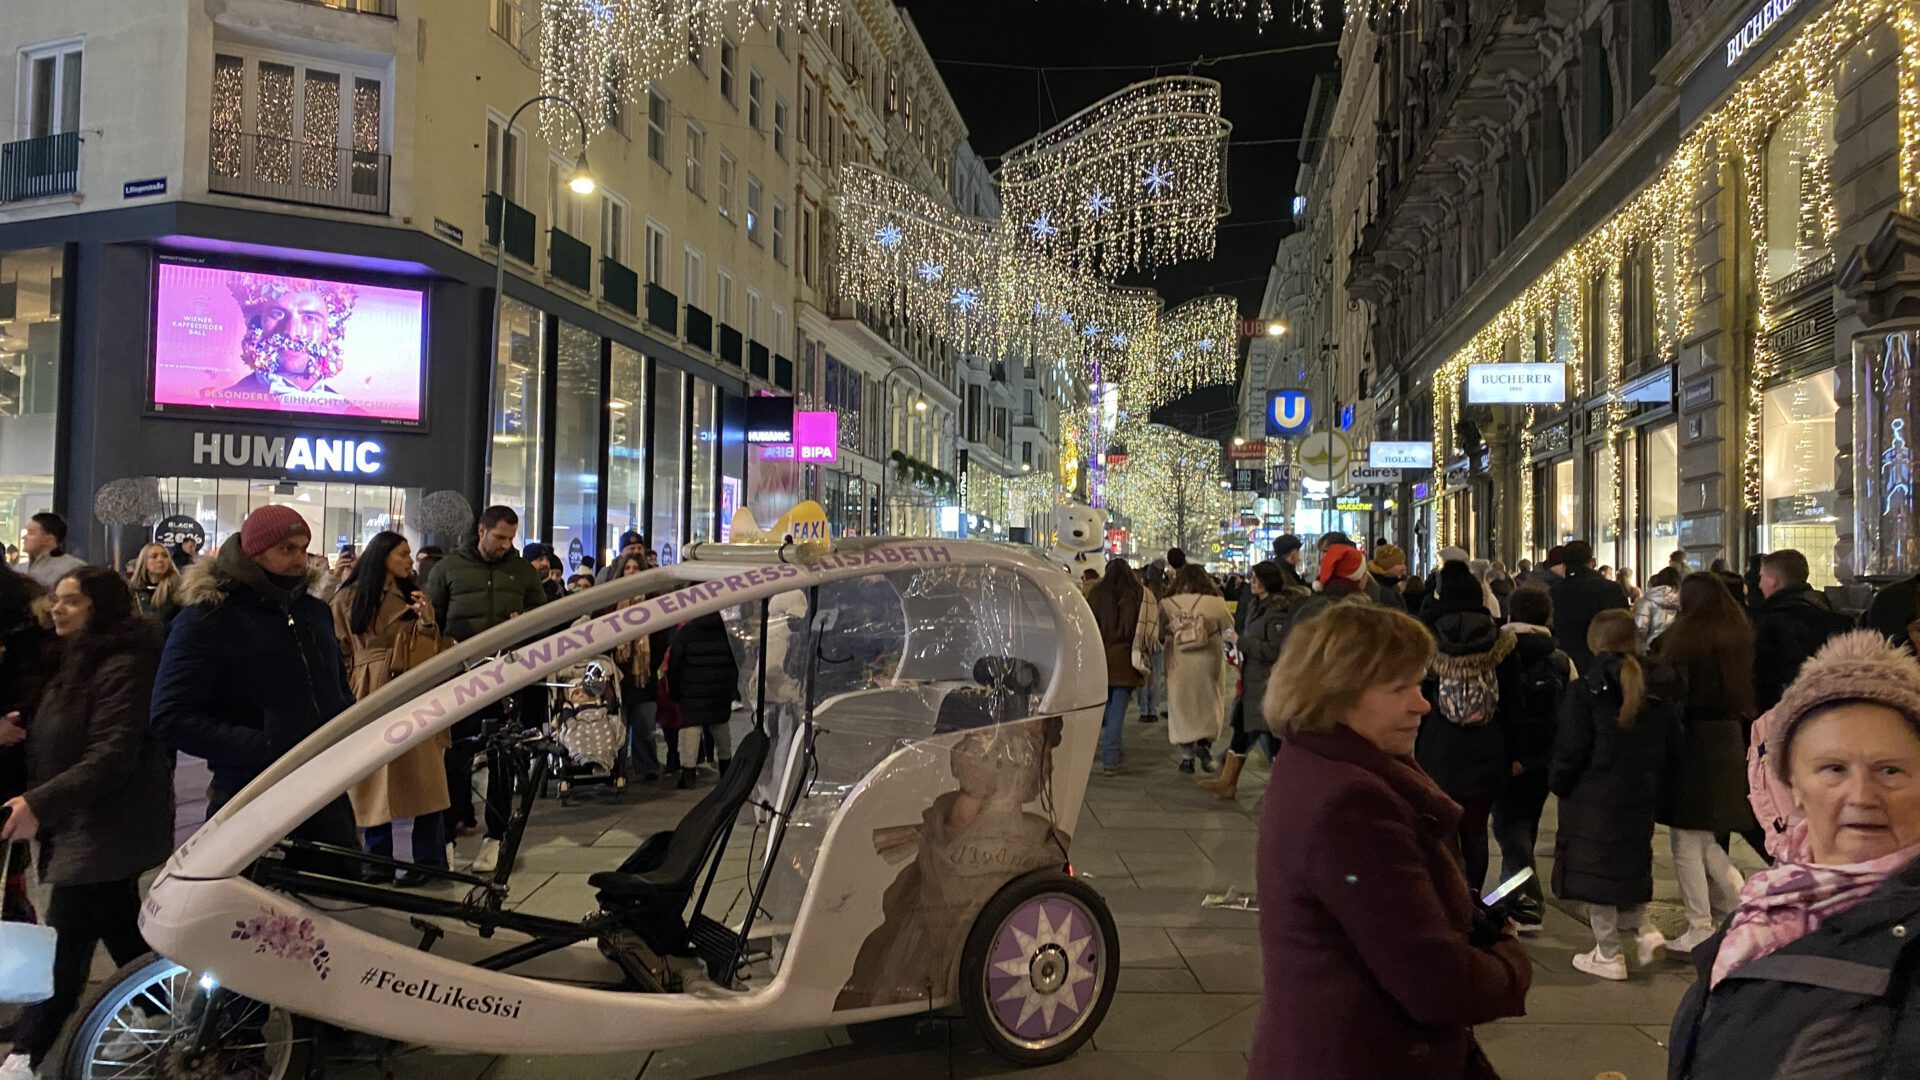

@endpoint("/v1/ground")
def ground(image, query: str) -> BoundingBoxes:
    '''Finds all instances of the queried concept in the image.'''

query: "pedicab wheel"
[50,953,316,1080]
[959,869,1119,1067]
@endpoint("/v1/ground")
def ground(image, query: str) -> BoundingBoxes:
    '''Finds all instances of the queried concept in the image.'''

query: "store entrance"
[154,476,423,557]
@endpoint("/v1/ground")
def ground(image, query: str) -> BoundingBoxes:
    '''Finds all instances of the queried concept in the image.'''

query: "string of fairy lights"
[1427,0,1920,556]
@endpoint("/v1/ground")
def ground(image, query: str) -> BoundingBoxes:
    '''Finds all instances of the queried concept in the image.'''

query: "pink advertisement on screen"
[152,261,426,423]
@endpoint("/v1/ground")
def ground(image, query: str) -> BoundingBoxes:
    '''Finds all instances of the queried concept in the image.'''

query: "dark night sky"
[897,0,1340,433]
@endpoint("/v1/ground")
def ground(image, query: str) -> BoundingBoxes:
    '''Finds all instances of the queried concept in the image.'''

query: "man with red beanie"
[151,504,358,856]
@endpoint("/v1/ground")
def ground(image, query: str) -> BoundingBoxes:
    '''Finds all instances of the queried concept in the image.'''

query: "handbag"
[391,615,449,677]
[0,841,57,1003]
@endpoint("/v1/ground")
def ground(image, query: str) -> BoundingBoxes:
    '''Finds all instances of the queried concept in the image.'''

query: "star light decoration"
[1417,0,1920,560]
[537,0,837,143]
[994,77,1231,280]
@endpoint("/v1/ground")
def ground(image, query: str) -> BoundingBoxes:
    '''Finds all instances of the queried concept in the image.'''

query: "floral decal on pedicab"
[231,910,333,981]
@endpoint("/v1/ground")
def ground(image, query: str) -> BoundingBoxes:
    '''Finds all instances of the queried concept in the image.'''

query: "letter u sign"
[1267,390,1313,437]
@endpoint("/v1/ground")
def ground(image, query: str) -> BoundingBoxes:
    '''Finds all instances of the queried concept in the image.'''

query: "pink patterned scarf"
[1711,842,1920,987]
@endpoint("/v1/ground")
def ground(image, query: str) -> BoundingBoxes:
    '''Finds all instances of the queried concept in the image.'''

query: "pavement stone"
[13,706,1704,1079]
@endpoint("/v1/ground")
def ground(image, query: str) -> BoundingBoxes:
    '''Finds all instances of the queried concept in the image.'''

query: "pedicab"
[56,506,1119,1078]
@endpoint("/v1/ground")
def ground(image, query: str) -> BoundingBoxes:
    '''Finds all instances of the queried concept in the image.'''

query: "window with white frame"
[646,89,668,166]
[645,220,669,287]
[484,111,524,201]
[747,288,762,342]
[489,0,521,45]
[717,150,736,221]
[773,305,789,357]
[19,40,83,139]
[771,200,788,265]
[746,176,762,244]
[684,120,705,196]
[546,153,587,237]
[800,84,813,152]
[719,40,737,105]
[748,70,764,131]
[716,269,735,326]
[773,97,789,158]
[603,55,630,137]
[800,205,814,285]
[776,23,788,55]
[600,191,630,265]
[209,48,389,194]
[683,246,705,308]
[687,32,708,75]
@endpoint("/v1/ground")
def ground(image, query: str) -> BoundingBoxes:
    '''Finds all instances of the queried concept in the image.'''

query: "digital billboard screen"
[151,259,427,426]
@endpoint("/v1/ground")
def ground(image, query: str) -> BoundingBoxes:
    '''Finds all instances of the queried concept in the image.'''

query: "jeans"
[624,694,660,778]
[1455,796,1495,896]
[1490,770,1550,906]
[1099,686,1131,769]
[14,879,149,1066]
[363,811,448,868]
[446,710,514,841]
[1672,827,1744,931]
[1135,654,1162,718]
[1589,903,1646,960]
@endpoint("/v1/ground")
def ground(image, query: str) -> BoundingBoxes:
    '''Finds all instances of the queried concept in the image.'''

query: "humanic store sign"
[192,431,385,475]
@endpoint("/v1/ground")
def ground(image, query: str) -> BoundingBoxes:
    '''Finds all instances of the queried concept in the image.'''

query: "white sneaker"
[470,837,500,874]
[1635,930,1668,968]
[1667,926,1715,956]
[446,842,458,868]
[1572,947,1628,981]
[0,1053,36,1080]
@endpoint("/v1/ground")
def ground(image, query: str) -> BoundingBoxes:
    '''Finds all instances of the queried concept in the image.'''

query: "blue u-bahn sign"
[1266,390,1313,437]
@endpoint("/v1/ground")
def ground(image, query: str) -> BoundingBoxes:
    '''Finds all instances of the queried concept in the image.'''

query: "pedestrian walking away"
[665,609,741,789]
[1159,564,1231,773]
[1751,549,1856,714]
[1549,540,1631,675]
[0,567,171,1075]
[1652,573,1757,955]
[1551,610,1684,982]
[332,530,453,885]
[1250,603,1531,1080]
[1633,567,1682,646]
[1669,631,1920,1079]
[1087,557,1157,777]
[1491,585,1574,932]
[1202,559,1289,799]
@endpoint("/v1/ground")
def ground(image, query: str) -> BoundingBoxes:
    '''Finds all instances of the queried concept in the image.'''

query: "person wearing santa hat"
[151,504,358,859]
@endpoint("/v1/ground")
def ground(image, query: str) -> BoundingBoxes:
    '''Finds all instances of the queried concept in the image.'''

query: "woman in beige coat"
[1160,563,1233,773]
[331,530,450,884]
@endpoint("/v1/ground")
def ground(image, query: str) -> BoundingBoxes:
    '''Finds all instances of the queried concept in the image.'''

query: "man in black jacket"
[1548,540,1629,674]
[1864,571,1920,649]
[150,505,358,863]
[427,505,548,872]
[1752,549,1855,713]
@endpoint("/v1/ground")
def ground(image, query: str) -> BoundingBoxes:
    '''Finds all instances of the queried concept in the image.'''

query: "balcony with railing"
[1,132,80,203]
[484,192,536,264]
[210,130,389,213]
[602,258,639,317]
[549,228,591,292]
[646,283,679,335]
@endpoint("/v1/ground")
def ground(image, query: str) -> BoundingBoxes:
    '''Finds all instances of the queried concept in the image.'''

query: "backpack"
[1165,597,1213,653]
[1431,632,1516,727]
[1516,645,1571,724]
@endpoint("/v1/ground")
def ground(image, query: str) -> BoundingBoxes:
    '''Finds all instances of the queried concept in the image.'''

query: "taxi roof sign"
[729,500,832,553]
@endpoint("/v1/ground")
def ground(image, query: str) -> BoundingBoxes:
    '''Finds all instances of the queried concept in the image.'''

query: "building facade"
[1334,0,1920,592]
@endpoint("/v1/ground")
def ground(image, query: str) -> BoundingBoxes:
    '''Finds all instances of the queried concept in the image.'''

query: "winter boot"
[1199,752,1246,799]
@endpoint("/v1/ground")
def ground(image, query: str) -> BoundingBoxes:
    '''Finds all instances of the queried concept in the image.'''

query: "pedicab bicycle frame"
[111,538,1117,1073]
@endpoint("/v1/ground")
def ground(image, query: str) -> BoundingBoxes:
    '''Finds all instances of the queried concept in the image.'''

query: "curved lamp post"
[483,95,596,507]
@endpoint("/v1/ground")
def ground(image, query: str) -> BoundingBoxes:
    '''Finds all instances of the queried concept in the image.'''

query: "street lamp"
[1232,435,1246,446]
[483,95,595,503]
[1266,322,1288,337]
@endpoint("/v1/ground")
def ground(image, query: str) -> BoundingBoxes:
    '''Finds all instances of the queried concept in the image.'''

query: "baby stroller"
[545,657,630,805]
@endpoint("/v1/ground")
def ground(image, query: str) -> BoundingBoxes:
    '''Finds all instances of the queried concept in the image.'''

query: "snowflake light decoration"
[1027,213,1060,241]
[1142,163,1174,195]
[875,223,904,250]
[1085,191,1113,216]
[950,288,981,313]
[917,259,946,282]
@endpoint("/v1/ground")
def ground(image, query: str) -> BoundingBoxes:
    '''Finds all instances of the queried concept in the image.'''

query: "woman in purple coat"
[1252,603,1532,1079]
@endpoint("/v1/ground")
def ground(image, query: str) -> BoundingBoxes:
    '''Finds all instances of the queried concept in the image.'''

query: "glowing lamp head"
[913,396,929,413]
[1266,322,1287,337]
[567,153,597,195]
[1232,436,1246,446]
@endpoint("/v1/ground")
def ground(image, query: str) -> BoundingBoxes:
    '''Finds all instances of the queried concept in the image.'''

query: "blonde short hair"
[1264,603,1435,736]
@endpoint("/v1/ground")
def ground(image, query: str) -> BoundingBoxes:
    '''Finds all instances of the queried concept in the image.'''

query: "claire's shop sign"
[193,431,384,475]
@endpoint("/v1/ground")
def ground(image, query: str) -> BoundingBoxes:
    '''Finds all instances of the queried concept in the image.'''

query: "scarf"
[1710,842,1920,986]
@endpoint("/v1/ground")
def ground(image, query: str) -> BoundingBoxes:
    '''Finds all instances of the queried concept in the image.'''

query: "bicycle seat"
[589,729,770,952]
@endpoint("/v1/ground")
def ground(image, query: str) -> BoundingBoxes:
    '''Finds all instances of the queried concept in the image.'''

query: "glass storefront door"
[552,322,602,570]
[1761,369,1840,588]
[1644,422,1679,570]
[687,379,716,544]
[650,367,686,562]
[0,247,62,556]
[489,298,545,536]
[605,343,647,556]
[154,477,420,554]
[1553,458,1577,547]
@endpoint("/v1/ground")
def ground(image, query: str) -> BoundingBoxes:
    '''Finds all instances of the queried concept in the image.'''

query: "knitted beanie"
[240,504,312,558]
[1772,630,1920,779]
[1437,545,1470,566]
[1543,545,1567,569]
[1368,543,1406,574]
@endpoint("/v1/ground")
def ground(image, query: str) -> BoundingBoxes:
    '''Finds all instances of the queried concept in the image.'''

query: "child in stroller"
[547,657,630,805]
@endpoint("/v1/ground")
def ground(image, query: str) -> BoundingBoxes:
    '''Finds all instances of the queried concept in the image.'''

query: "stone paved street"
[15,709,1765,1080]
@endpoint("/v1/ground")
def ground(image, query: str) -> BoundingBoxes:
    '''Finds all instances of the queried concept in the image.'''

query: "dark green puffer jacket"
[425,538,548,642]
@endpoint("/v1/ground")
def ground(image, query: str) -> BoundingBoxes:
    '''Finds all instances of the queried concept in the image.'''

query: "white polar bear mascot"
[1049,502,1107,578]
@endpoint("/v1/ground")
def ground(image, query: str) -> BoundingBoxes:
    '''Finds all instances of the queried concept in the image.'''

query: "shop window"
[158,478,420,558]
[1553,457,1578,546]
[1765,89,1838,283]
[651,366,687,561]
[688,380,717,543]
[606,343,647,557]
[1625,244,1657,367]
[1644,421,1679,571]
[1761,369,1839,588]
[19,41,83,139]
[489,297,545,535]
[0,246,62,550]
[553,322,602,569]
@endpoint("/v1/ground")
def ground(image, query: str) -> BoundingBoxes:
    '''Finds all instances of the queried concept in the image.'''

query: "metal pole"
[483,95,591,506]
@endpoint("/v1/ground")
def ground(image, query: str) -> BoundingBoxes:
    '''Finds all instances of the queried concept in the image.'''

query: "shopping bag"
[0,843,56,1003]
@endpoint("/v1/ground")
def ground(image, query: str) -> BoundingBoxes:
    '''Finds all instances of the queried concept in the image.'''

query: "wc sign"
[1266,390,1313,437]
